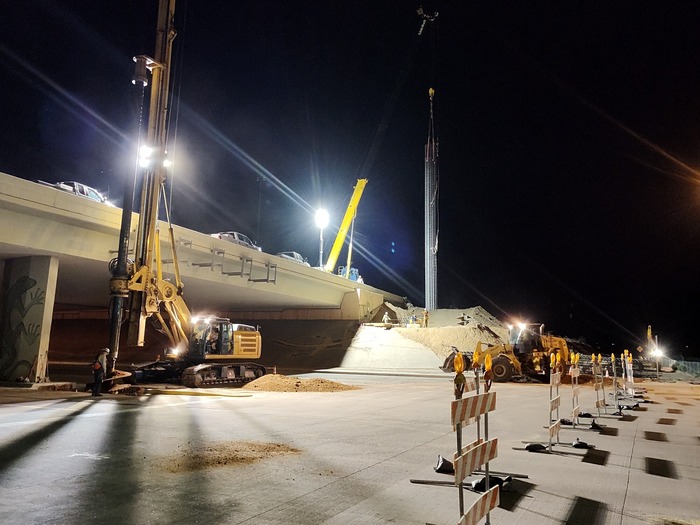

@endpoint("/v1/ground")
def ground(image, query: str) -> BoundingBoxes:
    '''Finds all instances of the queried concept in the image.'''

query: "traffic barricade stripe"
[550,395,561,411]
[456,485,500,525]
[463,377,477,393]
[453,438,483,461]
[550,371,561,386]
[451,392,497,430]
[453,438,499,485]
[549,419,561,439]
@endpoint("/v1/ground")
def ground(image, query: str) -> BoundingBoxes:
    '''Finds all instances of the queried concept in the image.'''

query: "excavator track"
[181,363,266,388]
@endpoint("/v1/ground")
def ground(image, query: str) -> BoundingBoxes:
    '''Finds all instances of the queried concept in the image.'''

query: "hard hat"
[102,347,110,354]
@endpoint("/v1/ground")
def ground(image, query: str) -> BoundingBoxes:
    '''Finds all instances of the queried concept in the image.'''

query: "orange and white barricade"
[624,353,635,397]
[449,351,499,525]
[591,354,607,416]
[547,353,562,451]
[610,353,622,414]
[569,353,581,428]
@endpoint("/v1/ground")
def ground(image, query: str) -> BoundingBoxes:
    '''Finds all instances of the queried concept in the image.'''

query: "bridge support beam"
[0,256,58,382]
[228,288,387,321]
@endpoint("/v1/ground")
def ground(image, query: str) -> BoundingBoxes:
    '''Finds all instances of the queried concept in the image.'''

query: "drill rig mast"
[108,0,264,388]
[108,0,187,373]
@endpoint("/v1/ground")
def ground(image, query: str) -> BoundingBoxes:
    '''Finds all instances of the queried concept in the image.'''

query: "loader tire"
[491,357,514,382]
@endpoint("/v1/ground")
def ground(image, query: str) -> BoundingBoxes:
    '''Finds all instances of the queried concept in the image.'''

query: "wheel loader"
[441,323,570,382]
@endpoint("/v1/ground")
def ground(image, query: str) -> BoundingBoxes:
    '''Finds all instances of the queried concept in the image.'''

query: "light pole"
[651,347,662,380]
[315,208,329,268]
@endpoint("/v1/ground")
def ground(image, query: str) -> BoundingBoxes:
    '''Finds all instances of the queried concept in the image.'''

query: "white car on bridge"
[37,180,116,206]
[210,231,262,251]
[276,251,310,266]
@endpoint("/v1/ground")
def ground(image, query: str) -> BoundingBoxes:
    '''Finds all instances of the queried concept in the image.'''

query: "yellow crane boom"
[323,179,368,274]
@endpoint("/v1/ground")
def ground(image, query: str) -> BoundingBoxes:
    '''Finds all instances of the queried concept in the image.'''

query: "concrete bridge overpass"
[0,172,406,381]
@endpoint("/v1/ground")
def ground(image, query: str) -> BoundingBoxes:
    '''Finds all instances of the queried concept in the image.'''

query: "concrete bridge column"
[340,288,386,321]
[0,256,58,383]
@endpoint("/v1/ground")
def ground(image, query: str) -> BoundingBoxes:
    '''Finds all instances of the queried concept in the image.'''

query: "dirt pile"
[242,373,360,392]
[157,441,301,473]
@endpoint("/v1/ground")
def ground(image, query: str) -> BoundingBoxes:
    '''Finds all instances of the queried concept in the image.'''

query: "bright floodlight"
[138,145,153,168]
[315,208,329,229]
[651,348,663,358]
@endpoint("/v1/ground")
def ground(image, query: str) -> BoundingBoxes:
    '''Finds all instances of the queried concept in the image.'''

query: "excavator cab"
[189,318,228,357]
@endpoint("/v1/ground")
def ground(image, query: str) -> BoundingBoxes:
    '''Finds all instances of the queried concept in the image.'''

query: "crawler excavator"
[470,323,570,382]
[129,314,265,387]
[107,0,265,388]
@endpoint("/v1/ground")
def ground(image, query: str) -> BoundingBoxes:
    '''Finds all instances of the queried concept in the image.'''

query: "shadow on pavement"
[498,479,535,512]
[0,402,93,473]
[564,496,607,525]
[645,457,678,479]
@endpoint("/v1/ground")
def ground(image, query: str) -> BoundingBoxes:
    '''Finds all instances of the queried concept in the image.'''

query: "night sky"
[2,1,700,357]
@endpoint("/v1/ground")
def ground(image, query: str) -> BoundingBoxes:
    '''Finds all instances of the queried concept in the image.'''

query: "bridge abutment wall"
[0,256,58,382]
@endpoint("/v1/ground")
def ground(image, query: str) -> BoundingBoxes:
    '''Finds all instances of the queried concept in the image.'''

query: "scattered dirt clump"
[560,373,597,385]
[158,441,300,473]
[242,373,360,392]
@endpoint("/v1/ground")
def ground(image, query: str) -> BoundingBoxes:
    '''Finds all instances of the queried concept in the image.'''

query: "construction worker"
[423,309,429,328]
[92,348,109,397]
[208,327,220,353]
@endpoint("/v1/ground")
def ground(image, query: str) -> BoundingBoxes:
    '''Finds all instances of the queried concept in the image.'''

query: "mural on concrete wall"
[0,275,44,381]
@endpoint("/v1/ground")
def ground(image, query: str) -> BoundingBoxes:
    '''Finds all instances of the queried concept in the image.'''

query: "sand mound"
[396,325,506,360]
[389,306,508,361]
[242,373,360,392]
[387,304,505,329]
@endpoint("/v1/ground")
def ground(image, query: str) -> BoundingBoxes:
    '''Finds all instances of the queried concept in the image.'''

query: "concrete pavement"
[0,372,698,525]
